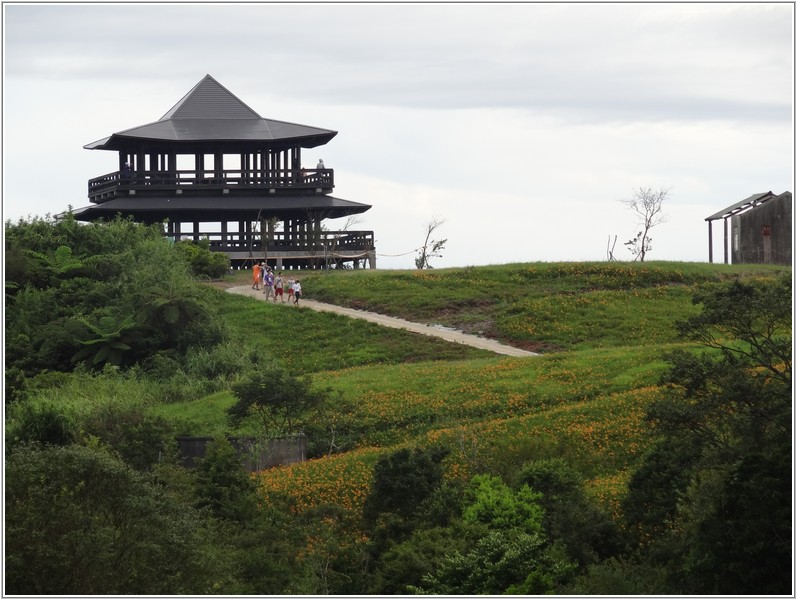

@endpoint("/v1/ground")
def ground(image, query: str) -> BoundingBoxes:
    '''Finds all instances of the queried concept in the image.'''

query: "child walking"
[293,280,302,305]
[274,271,285,303]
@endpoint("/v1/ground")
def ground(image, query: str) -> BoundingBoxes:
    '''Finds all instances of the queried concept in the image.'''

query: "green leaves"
[5,215,226,375]
[69,314,142,367]
[623,275,793,594]
[5,444,220,594]
[410,473,575,595]
[463,474,544,533]
[228,368,331,437]
[676,275,791,384]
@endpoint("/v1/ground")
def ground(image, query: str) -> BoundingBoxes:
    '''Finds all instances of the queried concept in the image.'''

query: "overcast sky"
[3,2,793,268]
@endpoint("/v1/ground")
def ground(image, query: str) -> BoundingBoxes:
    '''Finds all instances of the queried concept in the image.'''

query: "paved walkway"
[227,285,538,358]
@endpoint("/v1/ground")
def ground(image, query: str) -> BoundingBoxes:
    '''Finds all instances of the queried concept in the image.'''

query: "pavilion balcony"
[172,228,376,268]
[88,168,334,202]
[177,229,372,252]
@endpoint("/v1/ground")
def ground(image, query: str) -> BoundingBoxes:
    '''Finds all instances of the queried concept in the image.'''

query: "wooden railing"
[88,168,334,200]
[170,229,374,255]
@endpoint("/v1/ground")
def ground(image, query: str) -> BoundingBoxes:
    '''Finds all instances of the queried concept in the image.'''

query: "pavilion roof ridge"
[83,75,338,149]
[160,74,262,121]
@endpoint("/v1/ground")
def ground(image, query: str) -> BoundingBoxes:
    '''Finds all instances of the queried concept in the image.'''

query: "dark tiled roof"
[160,75,261,120]
[69,194,371,224]
[84,75,336,149]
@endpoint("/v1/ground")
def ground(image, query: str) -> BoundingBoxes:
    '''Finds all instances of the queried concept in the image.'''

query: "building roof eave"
[67,194,371,223]
[705,192,775,222]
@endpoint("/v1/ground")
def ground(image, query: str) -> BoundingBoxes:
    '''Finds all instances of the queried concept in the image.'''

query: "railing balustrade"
[167,229,374,255]
[88,168,334,199]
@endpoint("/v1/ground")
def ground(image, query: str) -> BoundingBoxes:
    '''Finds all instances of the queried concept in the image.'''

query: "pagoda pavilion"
[72,75,376,270]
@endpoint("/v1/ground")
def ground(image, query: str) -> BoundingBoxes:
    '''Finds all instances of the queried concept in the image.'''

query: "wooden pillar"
[723,218,729,264]
[291,147,300,180]
[215,152,223,181]
[707,221,713,263]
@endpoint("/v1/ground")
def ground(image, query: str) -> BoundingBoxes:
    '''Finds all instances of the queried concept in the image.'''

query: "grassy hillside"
[172,261,788,518]
[235,261,785,351]
[8,214,790,594]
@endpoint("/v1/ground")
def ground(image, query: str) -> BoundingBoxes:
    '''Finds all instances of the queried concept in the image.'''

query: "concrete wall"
[731,192,792,265]
[176,435,305,472]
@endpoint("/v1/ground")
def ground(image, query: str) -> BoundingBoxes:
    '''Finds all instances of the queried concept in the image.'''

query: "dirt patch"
[456,320,497,337]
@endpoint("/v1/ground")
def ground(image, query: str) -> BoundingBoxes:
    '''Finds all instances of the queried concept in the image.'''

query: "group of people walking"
[251,262,302,305]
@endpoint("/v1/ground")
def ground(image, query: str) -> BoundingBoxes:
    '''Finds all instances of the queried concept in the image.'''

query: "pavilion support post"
[723,218,729,264]
[215,152,223,181]
[708,221,713,263]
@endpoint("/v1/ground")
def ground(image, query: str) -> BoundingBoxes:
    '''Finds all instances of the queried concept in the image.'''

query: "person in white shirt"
[293,280,302,305]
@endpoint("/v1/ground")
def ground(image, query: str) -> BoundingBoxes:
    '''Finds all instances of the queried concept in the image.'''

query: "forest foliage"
[4,215,792,595]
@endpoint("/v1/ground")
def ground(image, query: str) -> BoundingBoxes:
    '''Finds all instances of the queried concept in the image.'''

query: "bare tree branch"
[622,187,669,262]
[415,217,447,269]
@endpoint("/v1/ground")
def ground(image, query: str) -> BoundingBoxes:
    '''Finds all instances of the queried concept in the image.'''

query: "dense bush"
[5,215,226,379]
[173,238,230,279]
[621,275,792,594]
[5,443,222,594]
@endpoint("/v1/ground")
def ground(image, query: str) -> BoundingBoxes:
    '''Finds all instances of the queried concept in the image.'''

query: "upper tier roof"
[84,75,337,150]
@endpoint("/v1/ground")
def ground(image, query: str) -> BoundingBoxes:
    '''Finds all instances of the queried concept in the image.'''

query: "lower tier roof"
[69,194,371,224]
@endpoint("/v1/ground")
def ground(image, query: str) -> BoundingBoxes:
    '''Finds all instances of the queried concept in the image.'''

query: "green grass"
[151,391,244,438]
[22,261,786,518]
[209,285,494,375]
[292,261,789,351]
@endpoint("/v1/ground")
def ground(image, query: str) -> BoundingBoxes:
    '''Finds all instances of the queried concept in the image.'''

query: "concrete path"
[227,285,538,358]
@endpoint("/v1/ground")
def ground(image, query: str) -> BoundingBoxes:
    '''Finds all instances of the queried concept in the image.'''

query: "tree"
[517,458,623,566]
[415,217,447,269]
[194,437,259,522]
[621,187,667,262]
[227,368,331,437]
[411,474,575,594]
[363,446,450,526]
[623,275,791,594]
[5,443,220,594]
